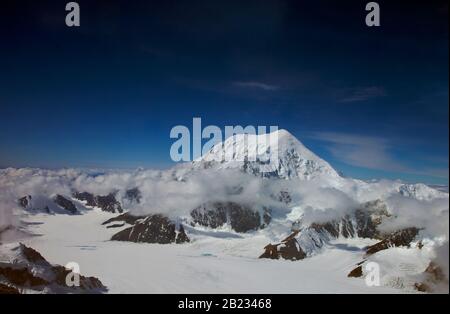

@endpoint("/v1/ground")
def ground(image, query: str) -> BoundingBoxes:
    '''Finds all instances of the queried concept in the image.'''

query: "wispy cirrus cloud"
[233,81,279,91]
[309,132,449,180]
[309,132,405,172]
[338,86,386,103]
[417,167,449,179]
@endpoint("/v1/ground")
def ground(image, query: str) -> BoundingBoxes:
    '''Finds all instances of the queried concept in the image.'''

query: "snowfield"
[1,130,448,293]
[20,210,403,294]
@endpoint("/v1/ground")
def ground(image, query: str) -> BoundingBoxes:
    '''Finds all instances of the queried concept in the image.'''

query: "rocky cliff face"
[73,192,123,213]
[260,200,391,260]
[108,214,190,244]
[0,283,20,294]
[53,195,78,214]
[102,212,145,226]
[259,230,306,261]
[17,191,125,214]
[18,195,31,209]
[365,227,420,255]
[18,194,78,214]
[190,202,267,233]
[124,187,142,204]
[414,262,449,293]
[0,244,107,294]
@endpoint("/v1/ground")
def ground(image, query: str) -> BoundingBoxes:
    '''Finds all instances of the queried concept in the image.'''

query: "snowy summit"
[192,129,340,180]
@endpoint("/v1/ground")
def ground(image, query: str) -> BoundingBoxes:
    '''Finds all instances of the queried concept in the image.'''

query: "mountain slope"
[186,129,340,180]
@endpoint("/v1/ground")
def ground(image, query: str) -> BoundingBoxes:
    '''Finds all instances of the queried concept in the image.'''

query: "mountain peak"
[271,128,291,137]
[190,129,340,180]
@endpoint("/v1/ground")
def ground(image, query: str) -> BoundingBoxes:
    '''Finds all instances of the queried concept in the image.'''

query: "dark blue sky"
[1,0,448,184]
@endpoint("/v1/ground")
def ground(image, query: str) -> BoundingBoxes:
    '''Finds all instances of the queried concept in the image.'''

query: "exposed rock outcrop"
[18,194,76,214]
[191,203,227,229]
[0,244,107,294]
[259,200,391,261]
[110,214,190,244]
[53,195,77,214]
[18,195,32,209]
[191,202,264,233]
[347,265,363,278]
[175,224,190,244]
[0,283,20,294]
[125,187,142,204]
[414,262,448,293]
[310,200,389,240]
[102,212,146,226]
[95,194,123,213]
[73,192,123,213]
[72,191,96,207]
[424,262,447,282]
[259,230,306,261]
[365,227,420,255]
[277,191,292,204]
[106,223,126,229]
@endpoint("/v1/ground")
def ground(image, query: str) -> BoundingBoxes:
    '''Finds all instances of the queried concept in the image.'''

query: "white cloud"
[309,132,407,172]
[380,195,449,238]
[0,167,448,250]
[309,132,449,181]
[233,81,279,91]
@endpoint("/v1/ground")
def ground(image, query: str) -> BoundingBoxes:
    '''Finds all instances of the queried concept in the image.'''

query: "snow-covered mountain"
[0,129,448,294]
[186,129,340,180]
[175,129,447,202]
[397,183,447,201]
[0,243,107,294]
